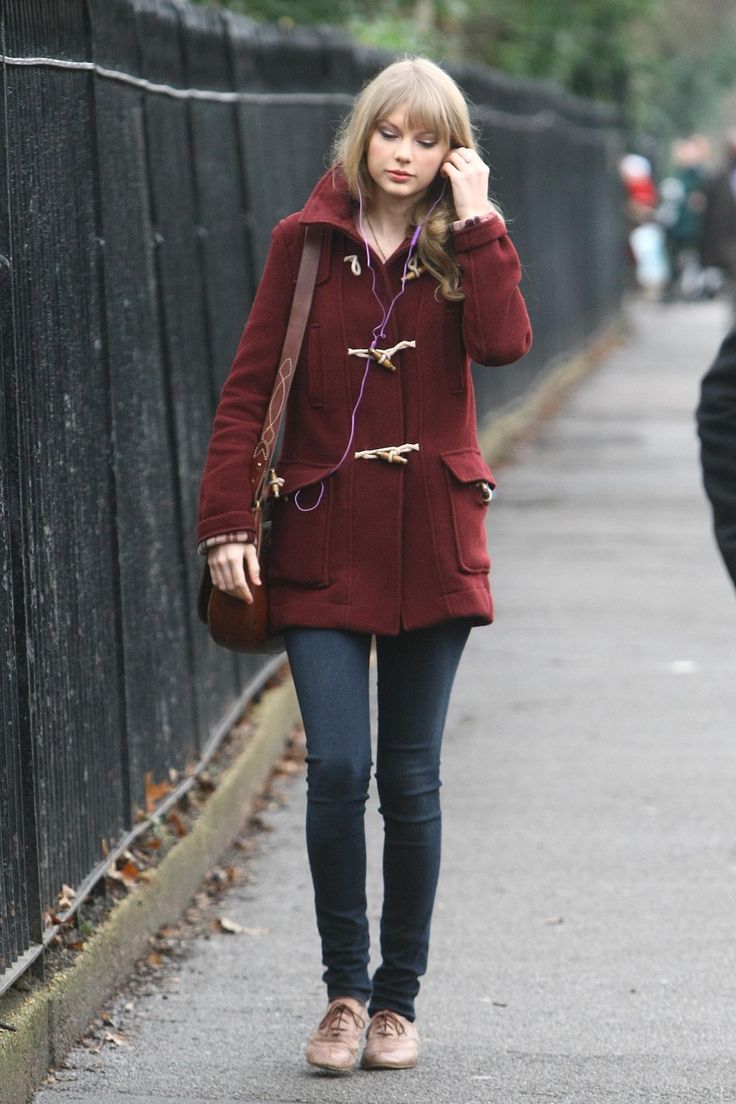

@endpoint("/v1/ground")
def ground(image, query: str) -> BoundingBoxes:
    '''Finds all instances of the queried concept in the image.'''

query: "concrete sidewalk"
[34,299,736,1103]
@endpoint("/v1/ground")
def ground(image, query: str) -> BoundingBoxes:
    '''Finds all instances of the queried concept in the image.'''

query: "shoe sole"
[361,1057,418,1070]
[306,1057,358,1075]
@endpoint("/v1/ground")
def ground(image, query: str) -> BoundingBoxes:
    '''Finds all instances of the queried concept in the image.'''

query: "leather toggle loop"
[348,339,416,373]
[355,443,420,465]
[402,258,425,282]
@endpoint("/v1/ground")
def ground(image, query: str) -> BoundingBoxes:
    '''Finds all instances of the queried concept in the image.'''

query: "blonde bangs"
[369,77,452,146]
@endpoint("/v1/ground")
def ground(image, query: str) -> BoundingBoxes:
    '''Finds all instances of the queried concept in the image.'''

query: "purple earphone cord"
[294,180,449,513]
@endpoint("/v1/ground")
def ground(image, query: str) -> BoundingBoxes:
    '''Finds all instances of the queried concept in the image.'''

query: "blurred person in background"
[697,324,736,590]
[620,154,668,296]
[657,135,710,301]
[700,128,736,315]
[620,153,658,224]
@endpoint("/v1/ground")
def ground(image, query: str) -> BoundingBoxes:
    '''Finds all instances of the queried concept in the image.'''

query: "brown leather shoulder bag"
[197,223,324,653]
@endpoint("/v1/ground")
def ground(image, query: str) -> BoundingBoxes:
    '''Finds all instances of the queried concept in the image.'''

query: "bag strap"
[248,223,324,502]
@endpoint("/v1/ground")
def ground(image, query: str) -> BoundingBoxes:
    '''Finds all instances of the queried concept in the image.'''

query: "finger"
[445,150,469,170]
[209,563,223,590]
[244,544,261,586]
[213,556,252,603]
[226,560,253,604]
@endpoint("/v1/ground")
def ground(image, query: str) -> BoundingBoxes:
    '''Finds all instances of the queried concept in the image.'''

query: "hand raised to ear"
[441,147,496,223]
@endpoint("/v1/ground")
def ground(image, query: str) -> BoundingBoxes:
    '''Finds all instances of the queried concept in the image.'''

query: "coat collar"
[297,164,357,236]
[297,165,414,259]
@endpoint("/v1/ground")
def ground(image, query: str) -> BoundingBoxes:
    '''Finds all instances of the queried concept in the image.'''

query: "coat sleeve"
[196,221,296,546]
[697,324,736,588]
[452,215,532,366]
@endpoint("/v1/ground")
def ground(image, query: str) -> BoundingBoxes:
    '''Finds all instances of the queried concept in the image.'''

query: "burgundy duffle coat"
[196,166,532,635]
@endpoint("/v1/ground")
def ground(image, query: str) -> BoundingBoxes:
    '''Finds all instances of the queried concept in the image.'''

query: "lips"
[387,170,412,180]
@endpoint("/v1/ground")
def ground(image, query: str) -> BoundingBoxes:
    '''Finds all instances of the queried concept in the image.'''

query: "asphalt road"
[34,298,736,1104]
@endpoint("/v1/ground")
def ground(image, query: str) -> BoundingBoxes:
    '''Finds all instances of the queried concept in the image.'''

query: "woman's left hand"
[440,147,495,222]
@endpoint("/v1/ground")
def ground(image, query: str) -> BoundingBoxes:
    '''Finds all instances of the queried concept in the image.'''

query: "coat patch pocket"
[440,449,495,574]
[268,463,333,588]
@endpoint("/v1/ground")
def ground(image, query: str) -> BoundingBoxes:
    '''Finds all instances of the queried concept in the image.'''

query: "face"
[365,106,450,205]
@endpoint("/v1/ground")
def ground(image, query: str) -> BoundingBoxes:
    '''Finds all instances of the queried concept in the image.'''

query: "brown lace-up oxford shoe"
[361,1009,420,1070]
[305,996,367,1073]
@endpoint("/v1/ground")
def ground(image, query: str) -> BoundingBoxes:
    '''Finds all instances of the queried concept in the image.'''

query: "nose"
[395,135,412,163]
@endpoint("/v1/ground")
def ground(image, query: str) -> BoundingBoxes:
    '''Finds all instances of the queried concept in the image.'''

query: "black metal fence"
[0,0,623,996]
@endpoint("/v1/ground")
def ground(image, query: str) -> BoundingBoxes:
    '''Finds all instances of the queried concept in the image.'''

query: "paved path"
[35,299,736,1103]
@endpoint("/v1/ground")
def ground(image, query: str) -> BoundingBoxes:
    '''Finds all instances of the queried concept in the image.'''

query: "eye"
[379,129,397,140]
[418,138,437,148]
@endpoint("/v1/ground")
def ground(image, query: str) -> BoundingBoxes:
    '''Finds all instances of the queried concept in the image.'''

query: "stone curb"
[0,677,300,1104]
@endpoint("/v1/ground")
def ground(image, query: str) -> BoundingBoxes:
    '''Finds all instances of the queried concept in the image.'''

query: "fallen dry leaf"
[166,810,188,838]
[145,771,174,814]
[216,917,245,934]
[120,860,140,882]
[103,1031,129,1047]
[157,924,181,940]
[106,864,136,891]
[207,865,237,890]
[57,883,76,910]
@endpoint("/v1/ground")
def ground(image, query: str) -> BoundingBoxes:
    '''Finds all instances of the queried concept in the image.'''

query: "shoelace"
[369,1010,406,1037]
[319,1002,365,1037]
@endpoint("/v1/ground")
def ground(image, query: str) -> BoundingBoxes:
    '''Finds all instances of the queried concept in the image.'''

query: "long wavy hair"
[330,57,501,301]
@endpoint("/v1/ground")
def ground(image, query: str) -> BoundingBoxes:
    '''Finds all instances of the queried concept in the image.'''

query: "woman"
[196,56,531,1073]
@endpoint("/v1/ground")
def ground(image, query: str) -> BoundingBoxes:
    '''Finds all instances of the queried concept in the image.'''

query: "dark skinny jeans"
[284,621,470,1022]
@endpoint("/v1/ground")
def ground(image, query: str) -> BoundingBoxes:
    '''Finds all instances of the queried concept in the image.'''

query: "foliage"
[195,0,353,19]
[454,0,650,104]
[190,0,736,144]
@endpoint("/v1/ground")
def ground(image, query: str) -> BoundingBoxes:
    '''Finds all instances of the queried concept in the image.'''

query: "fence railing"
[0,0,623,997]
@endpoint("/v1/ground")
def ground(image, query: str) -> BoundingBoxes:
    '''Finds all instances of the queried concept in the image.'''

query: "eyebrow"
[379,119,438,137]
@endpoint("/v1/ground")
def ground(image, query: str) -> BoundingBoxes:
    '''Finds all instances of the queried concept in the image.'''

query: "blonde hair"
[331,56,500,301]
